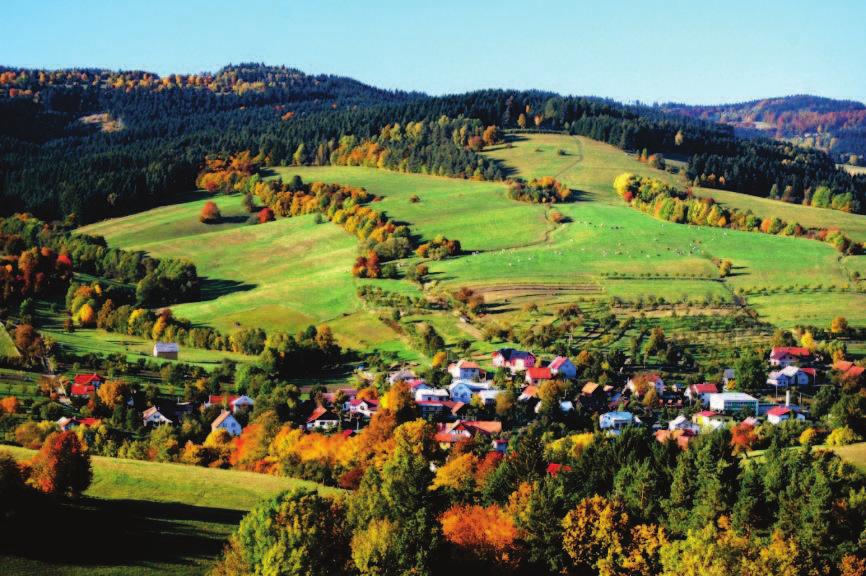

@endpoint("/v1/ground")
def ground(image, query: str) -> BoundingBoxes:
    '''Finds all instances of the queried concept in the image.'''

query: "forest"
[3,64,866,223]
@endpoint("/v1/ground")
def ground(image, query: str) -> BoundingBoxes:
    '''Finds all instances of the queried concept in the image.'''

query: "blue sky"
[3,0,864,104]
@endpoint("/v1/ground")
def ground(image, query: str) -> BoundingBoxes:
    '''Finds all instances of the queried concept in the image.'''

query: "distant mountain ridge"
[662,95,866,162]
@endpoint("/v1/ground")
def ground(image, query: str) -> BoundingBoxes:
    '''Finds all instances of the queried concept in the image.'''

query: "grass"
[76,132,866,362]
[0,446,340,576]
[828,441,866,472]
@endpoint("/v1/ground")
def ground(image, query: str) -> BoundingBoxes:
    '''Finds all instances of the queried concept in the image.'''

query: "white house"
[767,366,810,389]
[306,406,339,430]
[692,410,731,430]
[448,360,482,381]
[449,381,478,403]
[211,410,243,436]
[549,356,577,379]
[348,398,378,418]
[600,411,639,431]
[766,405,806,425]
[708,392,759,415]
[415,388,450,402]
[478,389,502,406]
[153,341,179,359]
[685,383,719,406]
[668,414,700,434]
[769,347,811,367]
[142,406,172,427]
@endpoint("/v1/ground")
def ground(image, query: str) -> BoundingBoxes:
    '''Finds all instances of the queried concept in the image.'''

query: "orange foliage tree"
[200,201,222,223]
[440,504,521,569]
[29,431,92,497]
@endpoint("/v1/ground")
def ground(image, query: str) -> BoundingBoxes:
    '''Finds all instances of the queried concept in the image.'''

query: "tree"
[215,487,351,576]
[97,380,130,410]
[517,113,527,129]
[831,316,850,335]
[257,207,275,223]
[199,200,221,223]
[29,431,92,497]
[562,495,630,574]
[440,504,521,569]
[733,350,765,392]
[0,396,20,414]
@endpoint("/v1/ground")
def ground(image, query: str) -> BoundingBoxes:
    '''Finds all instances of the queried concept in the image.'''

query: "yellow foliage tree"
[77,303,96,327]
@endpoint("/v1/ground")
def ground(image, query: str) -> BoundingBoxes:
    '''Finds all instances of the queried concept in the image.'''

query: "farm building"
[153,341,179,359]
[549,356,577,379]
[767,366,810,389]
[769,346,811,367]
[492,348,536,373]
[211,410,243,436]
[142,406,172,427]
[306,406,339,430]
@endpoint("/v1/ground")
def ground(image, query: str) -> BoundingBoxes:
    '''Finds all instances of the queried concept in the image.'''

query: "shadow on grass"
[0,496,243,570]
[198,277,258,302]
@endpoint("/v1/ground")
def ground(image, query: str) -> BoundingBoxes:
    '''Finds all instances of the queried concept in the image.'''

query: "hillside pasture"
[0,446,339,576]
[0,323,19,358]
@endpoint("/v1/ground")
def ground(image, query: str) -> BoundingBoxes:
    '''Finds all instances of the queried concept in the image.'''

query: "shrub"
[199,201,222,224]
[826,426,862,446]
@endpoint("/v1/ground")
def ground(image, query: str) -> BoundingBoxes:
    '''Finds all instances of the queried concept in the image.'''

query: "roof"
[153,342,179,353]
[143,406,167,419]
[460,420,502,435]
[696,410,719,417]
[78,417,100,427]
[493,348,535,362]
[307,406,339,422]
[70,384,95,396]
[602,411,633,419]
[209,394,239,406]
[767,406,792,417]
[519,385,539,399]
[73,373,102,385]
[526,367,551,380]
[710,392,758,401]
[780,365,802,376]
[549,356,571,370]
[770,346,811,359]
[456,360,479,369]
[212,410,235,428]
[690,383,718,394]
[581,382,600,395]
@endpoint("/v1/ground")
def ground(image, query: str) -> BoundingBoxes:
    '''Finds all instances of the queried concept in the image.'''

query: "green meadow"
[76,133,866,363]
[0,323,19,358]
[0,446,339,576]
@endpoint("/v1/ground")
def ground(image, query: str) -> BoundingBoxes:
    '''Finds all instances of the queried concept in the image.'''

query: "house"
[406,378,429,392]
[668,414,700,434]
[207,394,255,414]
[769,346,811,367]
[211,410,243,436]
[834,360,865,382]
[766,405,806,425]
[57,417,101,432]
[626,373,665,397]
[685,383,718,406]
[478,389,502,406]
[525,367,552,385]
[153,341,179,360]
[655,429,694,449]
[433,420,502,446]
[518,385,539,402]
[708,392,759,415]
[448,380,491,403]
[348,398,379,418]
[448,360,483,381]
[660,389,685,408]
[415,388,450,402]
[549,356,577,380]
[692,410,730,430]
[306,406,339,430]
[767,366,810,389]
[142,406,172,427]
[579,382,608,411]
[600,411,639,431]
[491,348,536,373]
[71,373,103,396]
[389,369,416,385]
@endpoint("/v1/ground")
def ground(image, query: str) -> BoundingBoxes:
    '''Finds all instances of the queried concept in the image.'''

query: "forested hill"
[662,95,866,163]
[2,63,865,223]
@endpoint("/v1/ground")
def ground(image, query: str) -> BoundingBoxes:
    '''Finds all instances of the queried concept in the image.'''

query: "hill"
[663,95,866,163]
[0,446,340,575]
[79,133,866,367]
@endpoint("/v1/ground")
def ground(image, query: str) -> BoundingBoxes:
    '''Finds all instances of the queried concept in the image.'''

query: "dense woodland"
[2,64,866,223]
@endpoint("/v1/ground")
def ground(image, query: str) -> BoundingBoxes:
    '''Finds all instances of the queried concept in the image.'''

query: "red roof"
[847,366,865,378]
[526,367,551,380]
[800,367,816,377]
[77,417,101,427]
[208,394,239,406]
[696,410,719,418]
[307,406,338,422]
[457,360,479,369]
[73,374,102,386]
[771,347,811,359]
[691,383,718,394]
[767,406,792,417]
[70,384,95,396]
[341,429,355,438]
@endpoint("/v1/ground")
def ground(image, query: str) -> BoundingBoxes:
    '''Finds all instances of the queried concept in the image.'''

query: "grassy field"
[829,441,866,472]
[76,133,866,364]
[0,446,340,576]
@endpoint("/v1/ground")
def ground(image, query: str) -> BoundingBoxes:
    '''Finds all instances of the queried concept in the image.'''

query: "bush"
[29,431,92,497]
[825,426,862,446]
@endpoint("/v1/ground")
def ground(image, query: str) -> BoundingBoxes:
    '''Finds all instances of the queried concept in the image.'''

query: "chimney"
[785,390,791,407]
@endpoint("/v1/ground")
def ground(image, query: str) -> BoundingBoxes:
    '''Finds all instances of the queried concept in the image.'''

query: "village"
[44,342,862,458]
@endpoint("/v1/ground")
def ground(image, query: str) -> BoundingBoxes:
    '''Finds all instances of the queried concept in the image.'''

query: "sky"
[3,0,865,105]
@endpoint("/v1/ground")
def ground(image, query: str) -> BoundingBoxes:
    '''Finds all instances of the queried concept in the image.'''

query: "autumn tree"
[831,315,850,335]
[562,495,630,574]
[257,207,275,223]
[0,396,20,414]
[29,431,92,497]
[199,200,221,223]
[440,504,521,570]
[97,380,130,410]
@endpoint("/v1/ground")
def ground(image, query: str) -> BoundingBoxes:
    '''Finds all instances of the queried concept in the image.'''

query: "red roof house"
[525,367,552,384]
